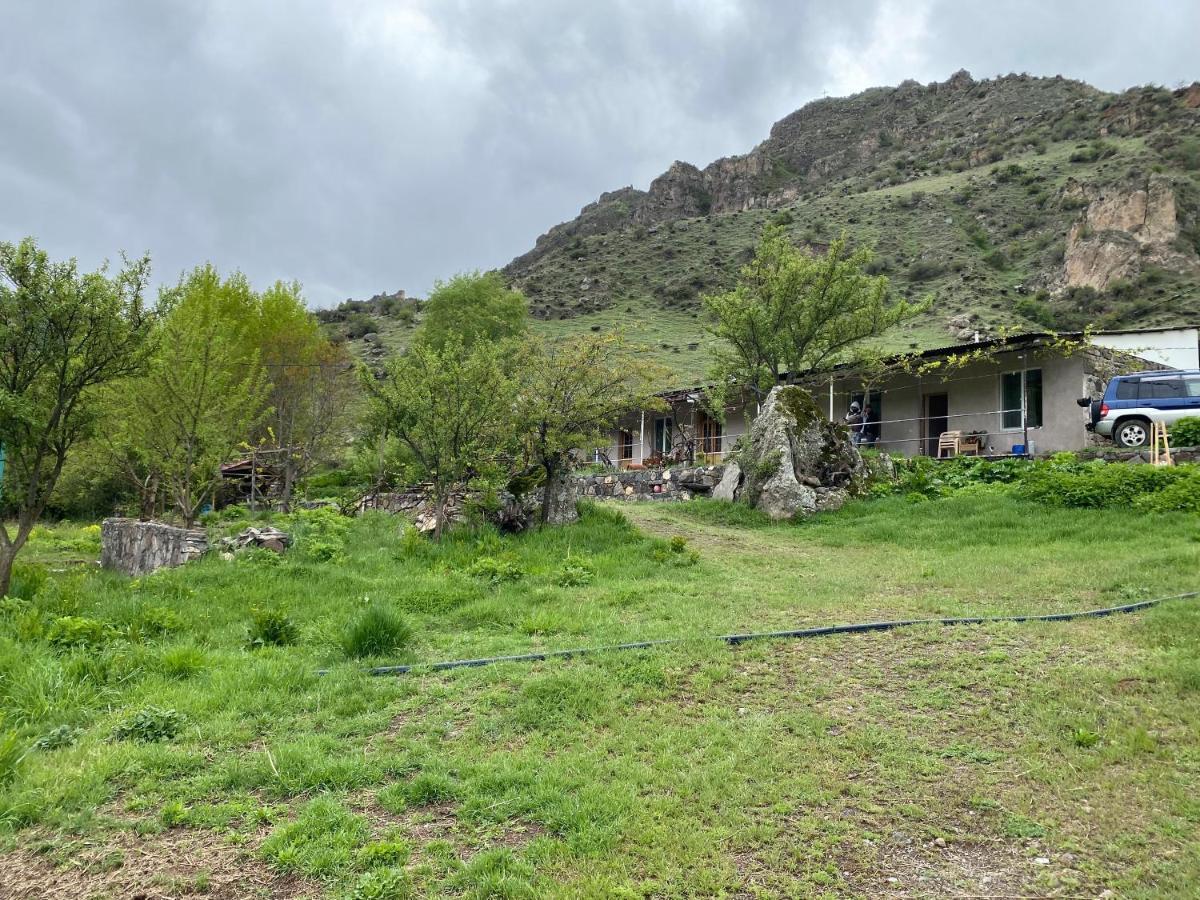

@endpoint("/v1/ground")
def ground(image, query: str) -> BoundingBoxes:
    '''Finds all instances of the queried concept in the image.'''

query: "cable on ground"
[330,590,1199,677]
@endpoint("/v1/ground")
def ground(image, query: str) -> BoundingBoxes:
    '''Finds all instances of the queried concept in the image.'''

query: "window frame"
[1000,368,1043,430]
[652,416,673,454]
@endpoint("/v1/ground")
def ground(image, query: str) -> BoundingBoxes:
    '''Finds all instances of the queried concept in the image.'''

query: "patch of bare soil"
[840,834,1040,899]
[0,828,319,900]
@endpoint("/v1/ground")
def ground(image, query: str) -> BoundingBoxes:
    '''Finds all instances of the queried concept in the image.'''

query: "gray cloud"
[1,0,1195,306]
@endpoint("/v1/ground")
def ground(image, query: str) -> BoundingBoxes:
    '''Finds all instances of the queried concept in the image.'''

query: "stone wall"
[100,518,208,577]
[1076,446,1200,464]
[576,465,725,501]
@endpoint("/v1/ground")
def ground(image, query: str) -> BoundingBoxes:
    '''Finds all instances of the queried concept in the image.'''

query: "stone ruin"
[100,518,208,577]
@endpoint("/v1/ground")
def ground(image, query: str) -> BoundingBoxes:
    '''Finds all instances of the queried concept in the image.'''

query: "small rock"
[1033,857,1050,866]
[934,837,947,848]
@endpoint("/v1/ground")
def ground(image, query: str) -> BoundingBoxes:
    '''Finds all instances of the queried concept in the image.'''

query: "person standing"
[845,401,864,446]
[860,402,879,447]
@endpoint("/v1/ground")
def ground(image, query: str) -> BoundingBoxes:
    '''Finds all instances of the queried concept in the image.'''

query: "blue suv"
[1088,369,1200,447]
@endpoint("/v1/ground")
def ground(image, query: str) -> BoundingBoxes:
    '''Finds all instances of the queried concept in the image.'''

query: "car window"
[1186,376,1200,399]
[1139,377,1184,400]
[1115,380,1138,400]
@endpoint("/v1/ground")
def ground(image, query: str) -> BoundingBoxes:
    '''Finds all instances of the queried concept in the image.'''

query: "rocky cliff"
[503,72,1200,338]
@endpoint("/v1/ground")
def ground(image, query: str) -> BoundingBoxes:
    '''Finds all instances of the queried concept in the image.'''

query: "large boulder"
[712,461,742,501]
[736,386,864,520]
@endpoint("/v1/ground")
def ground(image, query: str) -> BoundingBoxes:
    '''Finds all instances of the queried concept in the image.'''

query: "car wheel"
[1114,418,1150,448]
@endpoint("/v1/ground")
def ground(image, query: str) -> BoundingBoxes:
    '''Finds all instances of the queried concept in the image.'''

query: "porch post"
[828,377,834,419]
[1021,354,1029,456]
[638,410,645,464]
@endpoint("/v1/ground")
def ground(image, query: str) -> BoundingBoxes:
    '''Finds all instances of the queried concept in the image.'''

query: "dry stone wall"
[576,465,725,501]
[100,518,208,577]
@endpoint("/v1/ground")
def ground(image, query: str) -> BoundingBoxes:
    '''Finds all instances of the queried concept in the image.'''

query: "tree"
[417,271,528,351]
[0,238,155,594]
[249,281,356,510]
[516,334,664,523]
[126,266,269,526]
[704,226,926,410]
[359,338,514,539]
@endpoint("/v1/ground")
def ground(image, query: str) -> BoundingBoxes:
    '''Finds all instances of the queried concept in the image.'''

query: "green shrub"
[465,556,526,583]
[346,866,412,899]
[33,724,82,752]
[356,840,411,869]
[302,541,346,563]
[125,605,184,642]
[983,248,1008,270]
[46,615,110,649]
[1170,417,1200,448]
[651,536,699,567]
[555,559,596,587]
[1134,470,1200,513]
[8,564,47,602]
[247,608,301,649]
[341,605,412,659]
[1017,462,1185,509]
[112,706,185,743]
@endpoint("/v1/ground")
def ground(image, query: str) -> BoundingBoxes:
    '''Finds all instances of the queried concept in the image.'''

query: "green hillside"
[325,73,1200,379]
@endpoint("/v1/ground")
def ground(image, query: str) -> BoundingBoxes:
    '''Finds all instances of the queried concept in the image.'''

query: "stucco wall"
[1091,328,1199,370]
[828,349,1091,456]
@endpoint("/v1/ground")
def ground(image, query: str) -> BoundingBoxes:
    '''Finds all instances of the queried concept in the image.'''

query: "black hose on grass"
[338,590,1200,678]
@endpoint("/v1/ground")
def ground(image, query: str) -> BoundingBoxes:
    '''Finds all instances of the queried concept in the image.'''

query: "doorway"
[923,393,949,456]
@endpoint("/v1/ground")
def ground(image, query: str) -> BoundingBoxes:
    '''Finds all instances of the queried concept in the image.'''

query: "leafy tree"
[0,238,155,594]
[248,281,357,510]
[359,338,514,539]
[704,226,926,409]
[123,266,269,525]
[417,271,527,351]
[516,334,664,523]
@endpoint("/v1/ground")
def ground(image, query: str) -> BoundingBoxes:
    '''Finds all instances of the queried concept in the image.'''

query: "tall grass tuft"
[341,604,413,659]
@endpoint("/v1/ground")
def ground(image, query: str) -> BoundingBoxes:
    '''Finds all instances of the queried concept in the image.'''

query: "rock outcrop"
[732,386,864,520]
[1063,175,1197,291]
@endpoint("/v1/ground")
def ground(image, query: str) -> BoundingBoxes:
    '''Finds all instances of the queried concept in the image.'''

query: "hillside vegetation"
[329,73,1200,378]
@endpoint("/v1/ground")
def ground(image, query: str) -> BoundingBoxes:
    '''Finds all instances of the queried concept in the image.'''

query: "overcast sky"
[1,1,1196,307]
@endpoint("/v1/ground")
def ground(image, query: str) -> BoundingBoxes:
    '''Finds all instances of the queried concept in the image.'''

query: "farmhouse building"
[603,326,1199,463]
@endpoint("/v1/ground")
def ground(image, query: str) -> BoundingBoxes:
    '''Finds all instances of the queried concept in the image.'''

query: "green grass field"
[1,495,1198,898]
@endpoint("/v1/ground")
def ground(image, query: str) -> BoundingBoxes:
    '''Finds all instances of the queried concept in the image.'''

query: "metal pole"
[828,377,834,419]
[638,410,645,464]
[1021,355,1029,456]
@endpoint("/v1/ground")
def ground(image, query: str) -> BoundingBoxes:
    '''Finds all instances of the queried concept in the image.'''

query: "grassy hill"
[4,495,1200,896]
[324,73,1200,380]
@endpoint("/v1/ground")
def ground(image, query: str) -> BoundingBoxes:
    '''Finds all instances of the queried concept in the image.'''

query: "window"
[696,411,723,454]
[1115,380,1139,400]
[1001,369,1042,429]
[618,430,633,461]
[1139,377,1183,400]
[1186,376,1200,399]
[652,417,673,454]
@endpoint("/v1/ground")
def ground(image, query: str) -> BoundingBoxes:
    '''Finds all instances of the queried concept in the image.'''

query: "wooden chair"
[937,430,962,458]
